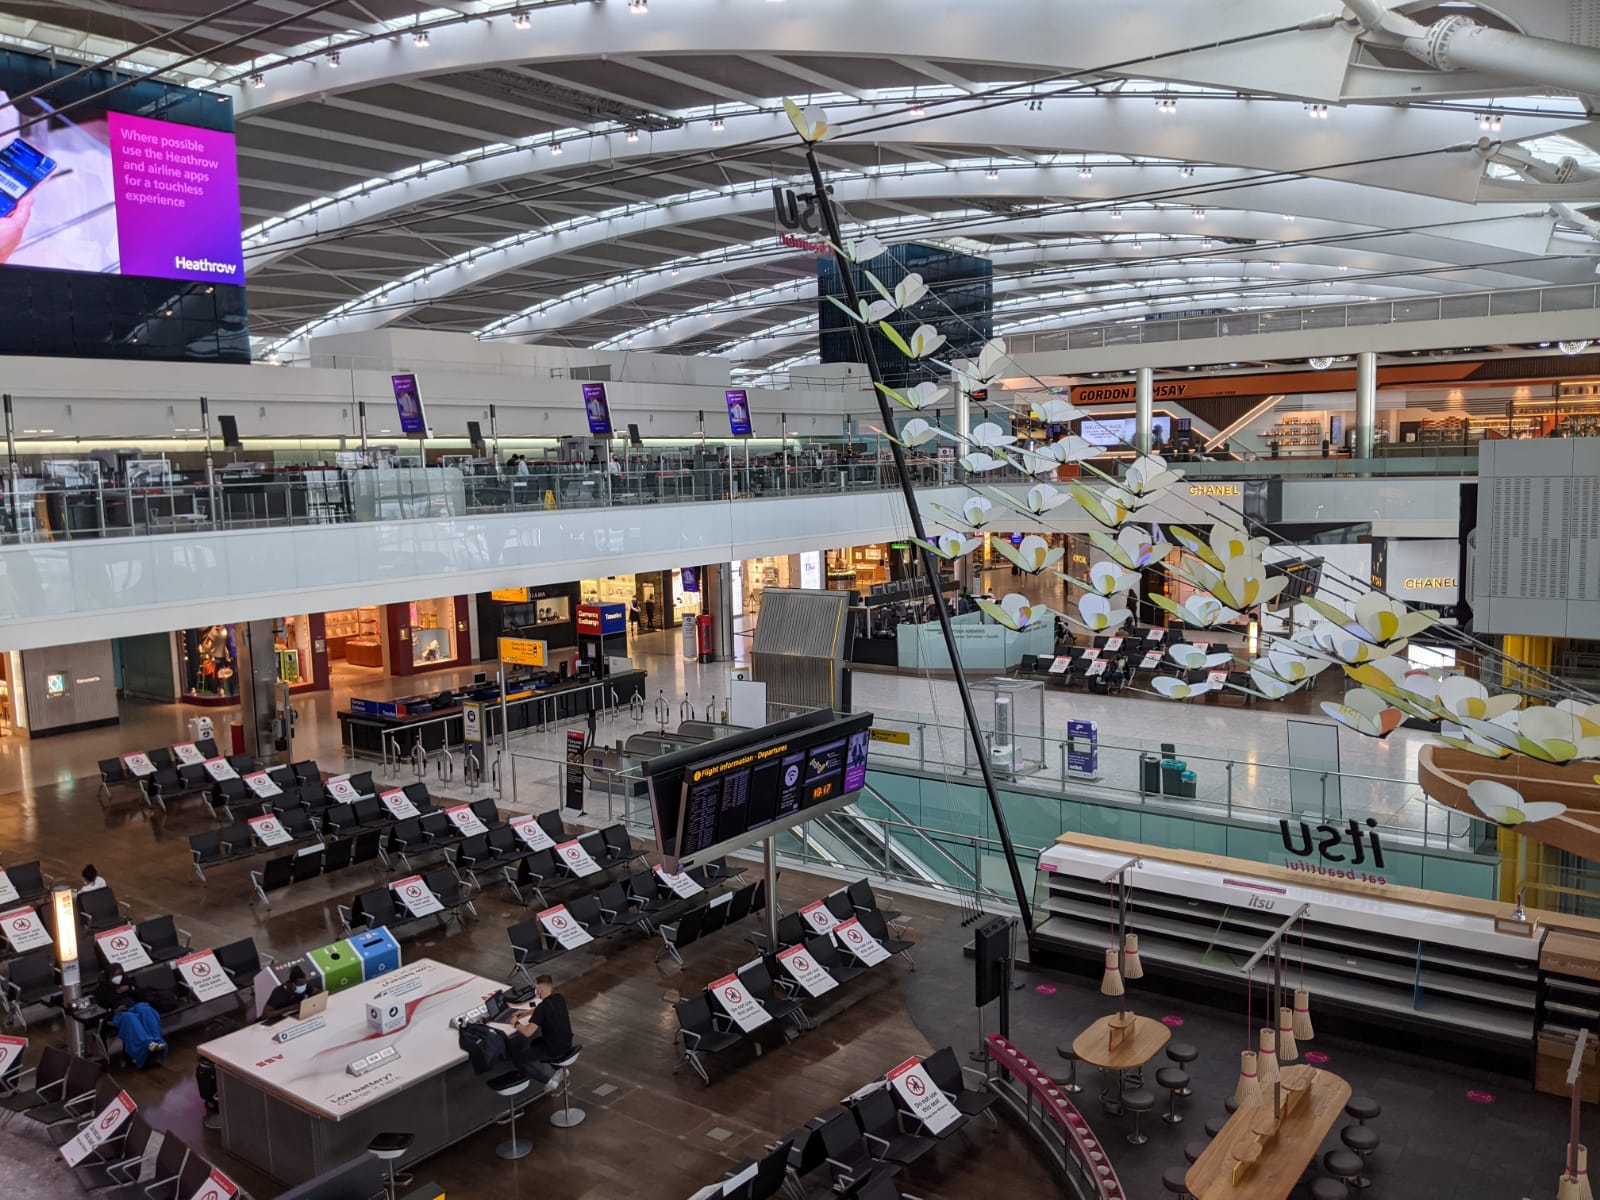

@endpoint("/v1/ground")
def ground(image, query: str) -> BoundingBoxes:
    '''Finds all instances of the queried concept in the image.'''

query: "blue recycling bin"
[350,927,402,981]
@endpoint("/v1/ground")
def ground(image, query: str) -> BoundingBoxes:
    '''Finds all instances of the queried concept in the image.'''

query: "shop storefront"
[324,607,383,670]
[386,596,471,676]
[476,584,580,671]
[176,616,330,704]
[3,642,119,738]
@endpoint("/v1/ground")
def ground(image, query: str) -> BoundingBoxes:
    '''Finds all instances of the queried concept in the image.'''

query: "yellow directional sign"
[498,637,547,667]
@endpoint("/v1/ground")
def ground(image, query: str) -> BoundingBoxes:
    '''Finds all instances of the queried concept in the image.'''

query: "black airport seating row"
[249,829,385,907]
[97,737,221,802]
[689,1049,987,1200]
[1,1049,247,1199]
[501,814,654,907]
[336,867,477,939]
[756,880,908,956]
[655,870,762,965]
[509,867,758,982]
[673,883,913,1086]
[2,934,260,1036]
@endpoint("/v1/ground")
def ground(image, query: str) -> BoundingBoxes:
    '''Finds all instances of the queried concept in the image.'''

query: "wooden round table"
[1070,1011,1172,1115]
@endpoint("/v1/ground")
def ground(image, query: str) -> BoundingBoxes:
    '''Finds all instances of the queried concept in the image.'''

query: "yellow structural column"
[1500,635,1554,690]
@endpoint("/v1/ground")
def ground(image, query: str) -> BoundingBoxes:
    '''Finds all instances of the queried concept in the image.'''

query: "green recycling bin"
[307,938,365,994]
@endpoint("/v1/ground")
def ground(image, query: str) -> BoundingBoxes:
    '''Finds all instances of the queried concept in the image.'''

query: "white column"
[1135,367,1154,455]
[1355,351,1377,460]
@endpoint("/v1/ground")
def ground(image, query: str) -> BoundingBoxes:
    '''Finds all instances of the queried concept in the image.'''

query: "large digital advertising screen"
[582,383,613,436]
[0,48,249,362]
[390,374,428,436]
[725,388,753,437]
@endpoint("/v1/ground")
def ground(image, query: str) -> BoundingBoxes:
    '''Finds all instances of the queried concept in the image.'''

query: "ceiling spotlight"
[1269,262,1281,271]
[1201,239,1213,249]
[1130,241,1143,251]
[1178,166,1194,179]
[1337,264,1348,272]
[513,10,530,28]
[626,129,639,143]
[1156,96,1177,114]
[551,141,563,155]
[1078,165,1093,179]
[1479,112,1502,132]
[1282,213,1294,221]
[1192,208,1205,219]
[629,0,648,11]
[986,167,1000,180]
[326,50,340,67]
[711,117,725,131]
[909,103,925,117]
[413,30,429,47]
[1305,103,1329,119]
[250,73,264,88]
[1109,209,1123,220]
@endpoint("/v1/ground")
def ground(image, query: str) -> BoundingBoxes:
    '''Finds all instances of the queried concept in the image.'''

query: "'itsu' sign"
[887,1056,962,1134]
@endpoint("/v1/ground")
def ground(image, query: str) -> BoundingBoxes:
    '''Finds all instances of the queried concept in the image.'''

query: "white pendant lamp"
[1257,1027,1280,1093]
[1100,947,1124,997]
[1234,1050,1262,1108]
[1293,988,1315,1042]
[1123,933,1144,980]
[1276,1005,1299,1063]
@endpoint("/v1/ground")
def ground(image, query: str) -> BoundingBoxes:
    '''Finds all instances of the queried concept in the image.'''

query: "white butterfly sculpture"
[976,592,1046,631]
[1466,780,1566,827]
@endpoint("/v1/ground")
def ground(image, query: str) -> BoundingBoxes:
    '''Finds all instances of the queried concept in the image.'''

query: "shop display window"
[530,595,571,627]
[409,598,457,666]
[581,577,636,606]
[275,614,315,686]
[181,624,240,699]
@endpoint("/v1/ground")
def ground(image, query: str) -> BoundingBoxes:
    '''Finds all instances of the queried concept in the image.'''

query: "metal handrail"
[1003,282,1600,356]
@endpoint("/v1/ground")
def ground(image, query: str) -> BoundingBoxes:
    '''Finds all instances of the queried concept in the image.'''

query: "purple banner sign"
[582,383,613,436]
[390,374,426,436]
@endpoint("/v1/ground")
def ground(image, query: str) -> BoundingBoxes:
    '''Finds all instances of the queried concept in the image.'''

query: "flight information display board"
[647,711,873,870]
[674,713,872,864]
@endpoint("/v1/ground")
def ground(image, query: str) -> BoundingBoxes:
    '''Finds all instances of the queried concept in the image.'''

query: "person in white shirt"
[78,864,107,893]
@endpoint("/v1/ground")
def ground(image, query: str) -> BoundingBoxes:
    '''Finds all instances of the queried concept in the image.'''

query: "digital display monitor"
[390,374,427,436]
[1079,415,1171,447]
[582,383,613,436]
[659,710,876,870]
[725,388,752,437]
[1,91,242,285]
[0,48,248,362]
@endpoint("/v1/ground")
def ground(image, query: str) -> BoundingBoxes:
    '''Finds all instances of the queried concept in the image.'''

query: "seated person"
[94,965,167,1069]
[261,965,322,1021]
[490,974,573,1094]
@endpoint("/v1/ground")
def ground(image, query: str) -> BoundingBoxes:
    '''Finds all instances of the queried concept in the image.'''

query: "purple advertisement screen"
[106,113,244,286]
[725,389,752,437]
[582,383,613,436]
[843,729,870,794]
[390,374,427,436]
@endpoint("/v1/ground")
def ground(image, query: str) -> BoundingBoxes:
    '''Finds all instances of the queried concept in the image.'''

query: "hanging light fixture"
[1277,1005,1299,1062]
[513,10,531,28]
[1235,1050,1262,1107]
[1257,1027,1280,1094]
[412,29,430,47]
[626,129,639,143]
[1293,989,1315,1042]
[1100,947,1124,996]
[1122,933,1143,980]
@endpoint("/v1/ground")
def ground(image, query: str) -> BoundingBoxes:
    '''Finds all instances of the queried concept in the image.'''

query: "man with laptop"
[261,965,326,1022]
[490,974,572,1094]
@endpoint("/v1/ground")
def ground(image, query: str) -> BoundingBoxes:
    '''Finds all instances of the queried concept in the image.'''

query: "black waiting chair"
[213,938,260,983]
[423,867,477,924]
[71,1109,158,1191]
[805,934,864,984]
[206,778,250,821]
[673,992,742,1085]
[923,1047,997,1125]
[858,909,915,967]
[599,825,645,868]
[814,1109,903,1192]
[350,828,384,869]
[2,861,48,905]
[136,916,192,964]
[97,759,132,803]
[27,1055,103,1132]
[402,781,433,811]
[321,837,356,875]
[851,1086,936,1165]
[292,759,320,783]
[469,798,500,828]
[251,856,295,907]
[188,832,230,883]
[595,882,652,936]
[535,810,567,842]
[507,919,564,983]
[385,817,426,871]
[98,1127,188,1200]
[147,748,175,771]
[505,850,557,908]
[344,889,398,934]
[738,958,808,1032]
[350,796,386,829]
[290,846,326,883]
[847,879,902,927]
[657,906,707,965]
[78,887,127,933]
[2,950,60,1028]
[565,894,607,937]
[277,808,316,842]
[323,803,358,837]
[0,1044,69,1117]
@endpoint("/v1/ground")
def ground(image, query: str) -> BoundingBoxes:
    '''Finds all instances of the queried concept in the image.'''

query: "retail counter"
[338,669,647,757]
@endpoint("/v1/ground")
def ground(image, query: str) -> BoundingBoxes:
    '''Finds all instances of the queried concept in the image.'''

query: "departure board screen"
[665,712,873,864]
